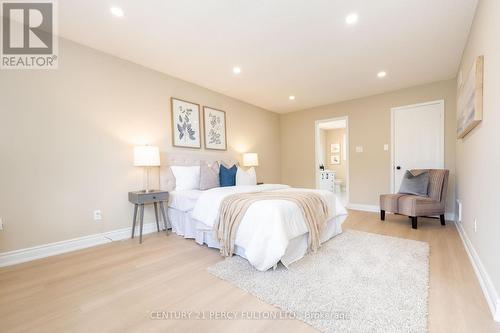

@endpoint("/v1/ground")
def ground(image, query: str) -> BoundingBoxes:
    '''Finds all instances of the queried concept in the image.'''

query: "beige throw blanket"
[214,191,330,257]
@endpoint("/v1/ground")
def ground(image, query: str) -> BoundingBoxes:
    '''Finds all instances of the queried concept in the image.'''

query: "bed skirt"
[167,208,345,267]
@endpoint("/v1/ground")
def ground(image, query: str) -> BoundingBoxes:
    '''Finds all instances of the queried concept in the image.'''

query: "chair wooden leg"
[440,214,446,226]
[411,216,418,229]
[380,210,385,221]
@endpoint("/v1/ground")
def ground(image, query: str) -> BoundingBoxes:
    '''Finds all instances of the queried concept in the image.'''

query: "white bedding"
[168,190,203,212]
[191,184,348,271]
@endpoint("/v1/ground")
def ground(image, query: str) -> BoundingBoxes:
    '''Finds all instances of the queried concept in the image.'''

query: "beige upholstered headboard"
[159,152,239,191]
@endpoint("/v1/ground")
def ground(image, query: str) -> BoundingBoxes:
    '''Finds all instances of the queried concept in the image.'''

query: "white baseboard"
[102,222,159,241]
[455,221,500,322]
[496,300,500,322]
[0,222,158,267]
[346,203,380,212]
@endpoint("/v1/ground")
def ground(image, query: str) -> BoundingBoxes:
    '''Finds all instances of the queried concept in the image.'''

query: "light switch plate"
[355,146,363,153]
[384,144,389,151]
[93,210,103,221]
[0,217,3,230]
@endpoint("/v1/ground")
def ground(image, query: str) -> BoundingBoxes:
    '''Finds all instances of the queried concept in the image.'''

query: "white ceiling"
[58,0,477,113]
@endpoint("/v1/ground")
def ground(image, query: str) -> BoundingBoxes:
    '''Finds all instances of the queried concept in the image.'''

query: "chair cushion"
[398,195,443,217]
[398,170,429,196]
[380,194,406,212]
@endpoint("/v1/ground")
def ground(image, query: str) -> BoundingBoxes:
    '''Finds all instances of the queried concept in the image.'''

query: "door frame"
[390,99,445,193]
[314,116,349,204]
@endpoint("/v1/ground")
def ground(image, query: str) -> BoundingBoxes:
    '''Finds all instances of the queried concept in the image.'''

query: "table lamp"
[243,153,259,167]
[134,145,160,193]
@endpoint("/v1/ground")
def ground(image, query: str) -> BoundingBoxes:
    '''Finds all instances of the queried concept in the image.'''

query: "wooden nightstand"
[128,190,169,243]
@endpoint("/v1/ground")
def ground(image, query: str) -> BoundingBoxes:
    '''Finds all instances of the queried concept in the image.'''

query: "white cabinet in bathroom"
[319,170,335,192]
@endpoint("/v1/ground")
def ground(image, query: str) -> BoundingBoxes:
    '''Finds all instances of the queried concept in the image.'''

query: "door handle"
[396,166,401,170]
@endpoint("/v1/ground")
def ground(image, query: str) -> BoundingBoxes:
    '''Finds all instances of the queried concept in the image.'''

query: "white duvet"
[191,184,348,271]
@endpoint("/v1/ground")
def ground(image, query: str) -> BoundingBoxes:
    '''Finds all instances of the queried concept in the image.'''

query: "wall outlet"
[0,217,3,230]
[383,144,389,151]
[93,210,103,221]
[474,218,477,232]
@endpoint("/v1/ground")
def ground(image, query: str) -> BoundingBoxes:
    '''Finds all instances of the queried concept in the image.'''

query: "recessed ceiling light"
[377,71,387,78]
[345,13,358,25]
[110,7,124,17]
[232,66,241,74]
[289,95,296,101]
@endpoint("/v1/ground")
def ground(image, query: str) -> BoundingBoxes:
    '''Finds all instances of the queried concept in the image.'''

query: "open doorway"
[315,117,349,206]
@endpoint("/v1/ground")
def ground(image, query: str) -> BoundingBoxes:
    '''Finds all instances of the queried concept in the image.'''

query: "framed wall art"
[330,143,340,154]
[203,106,227,150]
[457,55,484,139]
[171,98,201,148]
[331,154,340,165]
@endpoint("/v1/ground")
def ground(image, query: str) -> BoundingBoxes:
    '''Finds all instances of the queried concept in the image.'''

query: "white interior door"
[392,101,444,192]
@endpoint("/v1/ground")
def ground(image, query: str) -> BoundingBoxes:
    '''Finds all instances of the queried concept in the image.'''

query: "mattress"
[168,190,203,212]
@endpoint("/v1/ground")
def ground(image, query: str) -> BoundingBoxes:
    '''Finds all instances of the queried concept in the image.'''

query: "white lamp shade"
[243,153,259,167]
[134,146,160,166]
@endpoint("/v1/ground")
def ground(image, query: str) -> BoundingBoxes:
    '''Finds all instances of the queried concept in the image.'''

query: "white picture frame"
[330,143,340,154]
[457,55,483,139]
[171,98,201,148]
[203,106,227,150]
[331,154,340,165]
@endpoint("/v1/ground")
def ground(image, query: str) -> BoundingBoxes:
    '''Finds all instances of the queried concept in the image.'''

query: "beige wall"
[0,38,281,252]
[455,0,500,300]
[324,128,347,182]
[280,79,457,212]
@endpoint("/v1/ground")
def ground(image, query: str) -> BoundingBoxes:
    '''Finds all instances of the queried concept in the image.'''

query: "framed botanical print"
[331,154,340,165]
[171,98,201,148]
[330,143,340,154]
[203,106,227,150]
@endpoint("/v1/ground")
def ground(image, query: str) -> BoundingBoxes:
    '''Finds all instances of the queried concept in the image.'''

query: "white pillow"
[236,167,257,186]
[170,166,200,191]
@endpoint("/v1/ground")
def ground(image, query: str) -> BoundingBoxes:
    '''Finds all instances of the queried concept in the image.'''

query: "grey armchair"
[380,169,449,229]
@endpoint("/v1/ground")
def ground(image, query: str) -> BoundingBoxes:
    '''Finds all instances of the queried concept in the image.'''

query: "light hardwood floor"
[1,210,499,333]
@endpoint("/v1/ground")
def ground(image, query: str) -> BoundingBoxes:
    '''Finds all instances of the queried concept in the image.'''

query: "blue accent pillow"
[220,164,237,187]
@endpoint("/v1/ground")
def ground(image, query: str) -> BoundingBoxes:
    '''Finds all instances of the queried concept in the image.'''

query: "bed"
[160,153,348,271]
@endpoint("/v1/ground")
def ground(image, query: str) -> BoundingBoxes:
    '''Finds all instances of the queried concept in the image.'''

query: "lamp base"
[138,189,159,194]
[143,167,156,193]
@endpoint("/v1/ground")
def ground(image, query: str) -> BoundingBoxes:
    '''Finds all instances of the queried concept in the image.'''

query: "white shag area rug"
[208,230,429,333]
